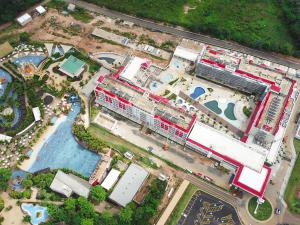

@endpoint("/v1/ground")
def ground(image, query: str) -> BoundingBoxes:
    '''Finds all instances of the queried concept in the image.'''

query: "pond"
[21,203,48,225]
[204,100,222,115]
[28,102,101,177]
[224,103,237,120]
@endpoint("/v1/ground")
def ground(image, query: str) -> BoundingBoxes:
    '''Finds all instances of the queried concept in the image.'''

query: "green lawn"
[248,197,272,221]
[85,0,298,56]
[166,184,198,225]
[285,139,300,214]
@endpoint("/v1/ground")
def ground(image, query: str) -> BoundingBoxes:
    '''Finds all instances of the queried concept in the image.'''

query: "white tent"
[36,6,47,15]
[17,14,32,26]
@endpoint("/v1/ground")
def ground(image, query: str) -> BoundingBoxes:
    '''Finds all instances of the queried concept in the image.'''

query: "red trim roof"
[232,165,271,198]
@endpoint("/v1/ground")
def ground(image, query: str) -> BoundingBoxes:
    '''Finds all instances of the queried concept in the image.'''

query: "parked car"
[275,208,281,215]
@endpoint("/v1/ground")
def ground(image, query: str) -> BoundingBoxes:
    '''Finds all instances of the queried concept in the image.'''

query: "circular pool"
[149,80,162,92]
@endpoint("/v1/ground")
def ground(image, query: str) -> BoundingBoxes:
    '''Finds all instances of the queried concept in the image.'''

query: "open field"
[285,139,300,214]
[84,0,299,56]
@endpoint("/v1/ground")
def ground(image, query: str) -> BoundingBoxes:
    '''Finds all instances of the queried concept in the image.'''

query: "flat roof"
[17,13,32,25]
[32,107,41,121]
[187,122,268,172]
[109,163,149,207]
[36,5,46,14]
[59,55,85,77]
[174,46,199,62]
[101,169,120,190]
[232,166,271,198]
[119,57,148,83]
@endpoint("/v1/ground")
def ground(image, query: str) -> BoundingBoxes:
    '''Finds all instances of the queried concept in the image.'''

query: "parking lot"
[177,191,241,225]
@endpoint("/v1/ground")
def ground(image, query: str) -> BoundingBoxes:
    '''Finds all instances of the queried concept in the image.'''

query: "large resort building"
[94,40,298,199]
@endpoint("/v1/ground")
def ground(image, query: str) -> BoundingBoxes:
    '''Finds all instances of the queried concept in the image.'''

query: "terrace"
[97,75,194,130]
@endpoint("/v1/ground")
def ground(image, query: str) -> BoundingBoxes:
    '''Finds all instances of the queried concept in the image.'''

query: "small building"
[173,46,199,63]
[101,169,121,190]
[35,5,47,15]
[50,170,91,198]
[59,55,86,78]
[17,13,32,26]
[89,149,112,185]
[0,42,14,59]
[0,134,12,143]
[32,107,41,122]
[67,3,76,12]
[109,163,149,207]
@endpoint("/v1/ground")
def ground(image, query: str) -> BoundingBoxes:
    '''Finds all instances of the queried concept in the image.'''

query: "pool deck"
[19,115,67,171]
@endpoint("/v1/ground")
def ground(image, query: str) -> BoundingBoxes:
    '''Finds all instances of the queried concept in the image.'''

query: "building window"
[160,123,169,131]
[175,130,183,137]
[105,96,112,103]
[118,102,126,110]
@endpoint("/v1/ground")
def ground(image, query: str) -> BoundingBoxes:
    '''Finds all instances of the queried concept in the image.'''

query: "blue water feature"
[29,103,101,177]
[160,73,174,83]
[13,55,46,68]
[21,203,48,225]
[11,170,28,191]
[0,69,12,97]
[99,57,115,64]
[190,86,206,100]
[149,80,161,92]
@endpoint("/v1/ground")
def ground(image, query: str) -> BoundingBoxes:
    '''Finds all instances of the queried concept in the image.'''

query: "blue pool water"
[13,55,46,68]
[0,69,12,97]
[190,86,206,100]
[149,80,161,92]
[160,73,174,83]
[21,203,48,225]
[11,170,28,191]
[99,57,115,64]
[29,103,101,177]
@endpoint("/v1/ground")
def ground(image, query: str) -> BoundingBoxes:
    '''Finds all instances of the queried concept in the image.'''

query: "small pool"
[149,80,161,92]
[29,103,101,177]
[11,170,28,191]
[160,73,175,83]
[13,55,46,68]
[99,57,115,64]
[21,203,48,225]
[204,100,222,115]
[0,69,12,97]
[224,103,237,120]
[190,86,206,100]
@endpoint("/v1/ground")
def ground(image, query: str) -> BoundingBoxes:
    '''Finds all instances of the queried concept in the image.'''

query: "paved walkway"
[157,180,190,225]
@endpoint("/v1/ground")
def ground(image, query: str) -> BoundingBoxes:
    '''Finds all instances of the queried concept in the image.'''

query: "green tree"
[0,169,11,191]
[21,179,33,189]
[23,215,31,223]
[89,186,107,203]
[81,218,94,225]
[99,210,117,225]
[119,204,133,224]
[64,197,76,212]
[77,196,95,218]
[0,197,4,212]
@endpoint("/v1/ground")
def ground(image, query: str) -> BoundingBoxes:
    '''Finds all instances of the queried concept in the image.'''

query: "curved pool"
[21,203,48,225]
[204,100,222,115]
[0,69,12,97]
[190,86,206,100]
[29,102,101,177]
[224,103,237,120]
[13,55,46,68]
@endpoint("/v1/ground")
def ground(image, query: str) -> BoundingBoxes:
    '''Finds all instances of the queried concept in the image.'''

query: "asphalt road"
[66,0,300,70]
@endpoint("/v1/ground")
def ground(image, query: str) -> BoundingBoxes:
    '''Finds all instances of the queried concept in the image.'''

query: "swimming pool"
[29,103,101,177]
[160,73,175,83]
[224,103,237,120]
[13,55,46,68]
[149,80,162,92]
[21,203,48,225]
[0,69,12,97]
[204,100,222,115]
[99,57,115,64]
[190,86,206,100]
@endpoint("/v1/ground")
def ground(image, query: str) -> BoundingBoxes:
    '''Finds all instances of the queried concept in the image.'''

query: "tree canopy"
[0,168,11,191]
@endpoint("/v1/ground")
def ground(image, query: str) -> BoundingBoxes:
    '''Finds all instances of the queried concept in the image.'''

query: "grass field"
[285,139,300,214]
[85,0,298,56]
[248,197,273,221]
[166,184,199,225]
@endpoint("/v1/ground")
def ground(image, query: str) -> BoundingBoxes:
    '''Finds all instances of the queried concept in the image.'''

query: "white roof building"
[174,46,199,62]
[36,6,46,15]
[187,122,268,172]
[101,169,120,190]
[109,163,149,207]
[50,170,91,198]
[119,57,149,84]
[17,13,32,26]
[32,107,41,122]
[0,134,12,143]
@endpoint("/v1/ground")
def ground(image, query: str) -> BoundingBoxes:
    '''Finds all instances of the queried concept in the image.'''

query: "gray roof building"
[109,163,149,207]
[50,170,91,198]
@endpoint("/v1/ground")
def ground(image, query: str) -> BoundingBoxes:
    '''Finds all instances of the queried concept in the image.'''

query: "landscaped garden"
[285,139,300,214]
[248,197,272,221]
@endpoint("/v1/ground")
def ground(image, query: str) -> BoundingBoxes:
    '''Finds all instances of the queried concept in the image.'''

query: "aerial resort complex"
[0,1,300,225]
